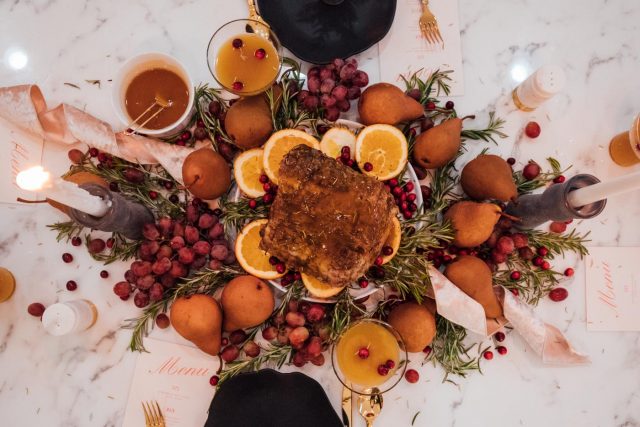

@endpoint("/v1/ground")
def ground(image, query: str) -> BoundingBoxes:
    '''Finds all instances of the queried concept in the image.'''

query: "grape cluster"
[298,58,369,121]
[113,200,234,307]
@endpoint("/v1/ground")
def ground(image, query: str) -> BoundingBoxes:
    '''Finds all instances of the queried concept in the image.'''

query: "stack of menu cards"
[122,338,219,427]
[585,247,640,331]
[378,0,464,96]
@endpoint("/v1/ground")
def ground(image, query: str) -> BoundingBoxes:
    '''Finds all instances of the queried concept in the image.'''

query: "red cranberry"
[232,81,244,91]
[357,347,370,359]
[523,162,541,180]
[209,375,219,386]
[232,38,243,48]
[541,261,551,270]
[62,253,73,263]
[382,246,393,256]
[254,48,266,59]
[66,280,77,291]
[507,157,516,165]
[483,350,494,360]
[426,101,436,110]
[385,359,395,369]
[248,199,257,209]
[496,346,508,355]
[71,236,82,246]
[511,288,519,296]
[405,369,419,383]
[377,365,389,376]
[553,175,566,184]
[88,147,99,157]
[564,268,574,277]
[445,100,455,109]
[28,302,46,317]
[406,88,421,100]
[550,221,567,233]
[363,162,373,172]
[113,282,131,298]
[537,247,549,257]
[533,256,544,267]
[155,313,170,329]
[388,178,399,188]
[423,345,432,355]
[100,270,109,278]
[374,256,383,266]
[524,121,541,138]
[276,263,286,274]
[549,287,568,302]
[221,337,229,346]
[510,271,521,280]
[263,193,274,204]
[358,278,369,288]
[494,331,505,342]
[149,191,158,200]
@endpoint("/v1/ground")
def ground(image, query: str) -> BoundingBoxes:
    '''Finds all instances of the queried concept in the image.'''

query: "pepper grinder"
[505,174,607,229]
[67,183,155,240]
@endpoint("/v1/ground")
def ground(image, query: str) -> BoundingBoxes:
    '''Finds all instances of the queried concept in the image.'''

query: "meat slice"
[260,145,397,286]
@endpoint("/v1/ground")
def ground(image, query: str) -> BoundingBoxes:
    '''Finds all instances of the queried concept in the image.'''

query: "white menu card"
[585,247,640,331]
[122,338,219,427]
[378,0,464,95]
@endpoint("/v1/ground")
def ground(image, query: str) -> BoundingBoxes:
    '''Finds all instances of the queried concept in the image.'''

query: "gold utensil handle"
[366,418,374,427]
[247,0,259,19]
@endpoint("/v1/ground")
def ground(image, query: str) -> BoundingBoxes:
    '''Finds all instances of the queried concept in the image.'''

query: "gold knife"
[342,385,353,426]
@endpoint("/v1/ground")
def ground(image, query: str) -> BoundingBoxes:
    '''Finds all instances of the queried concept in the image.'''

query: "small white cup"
[112,52,194,137]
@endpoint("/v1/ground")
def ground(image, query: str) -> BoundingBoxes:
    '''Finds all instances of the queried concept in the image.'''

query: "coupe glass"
[331,318,408,397]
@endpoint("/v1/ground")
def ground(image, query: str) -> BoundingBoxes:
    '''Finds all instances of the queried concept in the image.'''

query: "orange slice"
[320,127,356,159]
[263,129,320,184]
[301,273,346,299]
[381,216,402,264]
[233,148,266,198]
[355,124,408,181]
[235,219,285,280]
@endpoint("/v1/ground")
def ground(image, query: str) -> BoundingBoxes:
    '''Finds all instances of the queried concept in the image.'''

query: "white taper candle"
[568,170,640,207]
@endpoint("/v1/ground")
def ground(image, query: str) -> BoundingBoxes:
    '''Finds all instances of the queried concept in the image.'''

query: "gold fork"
[142,400,165,427]
[418,0,444,47]
[358,388,383,427]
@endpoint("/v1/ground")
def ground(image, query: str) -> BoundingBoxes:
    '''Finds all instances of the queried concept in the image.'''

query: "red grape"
[134,291,150,308]
[345,57,358,68]
[549,221,567,233]
[131,261,152,277]
[140,240,159,257]
[178,247,195,264]
[184,225,199,244]
[332,58,345,71]
[307,76,321,93]
[305,336,323,358]
[208,259,222,270]
[336,99,350,112]
[523,162,541,180]
[170,261,188,278]
[160,274,175,289]
[262,326,278,341]
[321,94,337,109]
[331,85,348,101]
[142,223,160,240]
[173,222,185,237]
[193,240,211,256]
[525,121,541,138]
[186,205,199,223]
[149,283,164,301]
[208,223,225,240]
[277,326,293,345]
[229,329,247,344]
[87,238,106,254]
[221,345,240,362]
[243,340,261,358]
[339,63,356,80]
[518,247,535,260]
[324,107,340,121]
[286,311,306,327]
[320,78,336,94]
[406,88,421,101]
[152,257,172,275]
[303,95,319,110]
[405,369,419,383]
[155,313,170,329]
[289,326,310,349]
[496,236,515,254]
[136,274,155,290]
[124,270,137,284]
[311,354,325,366]
[352,71,369,87]
[210,245,229,261]
[292,351,306,367]
[346,86,361,100]
[198,214,216,229]
[511,233,529,249]
[549,287,568,302]
[170,236,185,250]
[297,90,310,103]
[28,302,46,317]
[306,304,325,323]
[157,245,172,259]
[319,67,334,80]
[308,66,320,79]
[491,249,507,264]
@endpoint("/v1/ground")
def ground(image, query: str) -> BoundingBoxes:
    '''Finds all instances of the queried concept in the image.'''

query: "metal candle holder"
[505,174,607,229]
[67,183,155,240]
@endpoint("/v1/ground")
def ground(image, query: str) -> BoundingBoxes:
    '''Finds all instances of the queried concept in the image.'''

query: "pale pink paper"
[0,85,198,184]
[428,266,589,365]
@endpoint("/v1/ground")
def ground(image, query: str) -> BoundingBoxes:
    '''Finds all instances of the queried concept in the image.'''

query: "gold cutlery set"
[343,386,384,426]
[141,401,165,427]
[419,0,444,47]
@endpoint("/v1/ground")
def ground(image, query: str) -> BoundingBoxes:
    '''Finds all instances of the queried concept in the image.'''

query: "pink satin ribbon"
[0,84,201,183]
[429,266,589,365]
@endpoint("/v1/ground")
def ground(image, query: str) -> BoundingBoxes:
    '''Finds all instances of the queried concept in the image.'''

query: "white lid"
[533,65,566,96]
[42,303,77,336]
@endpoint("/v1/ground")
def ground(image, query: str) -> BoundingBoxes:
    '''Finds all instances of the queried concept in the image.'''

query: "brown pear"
[461,155,517,201]
[225,86,283,150]
[444,255,503,318]
[387,302,436,352]
[170,294,223,356]
[182,148,231,200]
[412,118,462,169]
[444,201,501,248]
[358,83,424,125]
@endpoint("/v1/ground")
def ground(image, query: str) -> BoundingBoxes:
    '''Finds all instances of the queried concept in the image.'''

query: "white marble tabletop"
[1,1,639,426]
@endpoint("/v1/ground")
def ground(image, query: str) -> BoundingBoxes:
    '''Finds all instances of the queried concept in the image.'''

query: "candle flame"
[16,166,50,191]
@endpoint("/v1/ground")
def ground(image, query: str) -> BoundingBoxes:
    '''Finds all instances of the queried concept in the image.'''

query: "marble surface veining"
[1,0,639,426]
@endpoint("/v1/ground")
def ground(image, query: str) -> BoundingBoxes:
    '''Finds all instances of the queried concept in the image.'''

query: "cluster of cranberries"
[247,174,278,209]
[483,331,509,360]
[112,200,233,308]
[298,58,369,121]
[385,179,418,219]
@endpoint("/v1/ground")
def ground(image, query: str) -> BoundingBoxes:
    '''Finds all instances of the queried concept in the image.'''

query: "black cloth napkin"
[205,369,343,427]
[256,0,397,64]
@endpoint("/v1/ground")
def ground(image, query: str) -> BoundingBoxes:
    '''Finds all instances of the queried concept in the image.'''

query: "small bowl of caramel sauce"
[112,52,194,137]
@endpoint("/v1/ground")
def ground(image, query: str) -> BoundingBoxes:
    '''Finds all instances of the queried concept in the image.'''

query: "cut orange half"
[233,148,266,198]
[355,124,408,181]
[235,219,285,280]
[381,216,402,264]
[263,129,320,184]
[320,127,356,159]
[301,273,346,299]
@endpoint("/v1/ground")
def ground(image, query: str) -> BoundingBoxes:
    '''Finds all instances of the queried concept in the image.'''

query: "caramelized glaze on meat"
[260,145,397,286]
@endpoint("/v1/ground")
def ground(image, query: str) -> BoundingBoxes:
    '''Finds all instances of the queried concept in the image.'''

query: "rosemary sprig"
[460,112,507,145]
[328,289,367,342]
[525,229,590,258]
[194,84,232,149]
[86,232,141,265]
[218,344,292,385]
[427,160,461,214]
[428,315,486,382]
[400,68,453,103]
[379,215,454,303]
[493,256,563,305]
[514,157,571,195]
[47,221,85,242]
[125,266,243,352]
[274,281,304,317]
[218,193,269,233]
